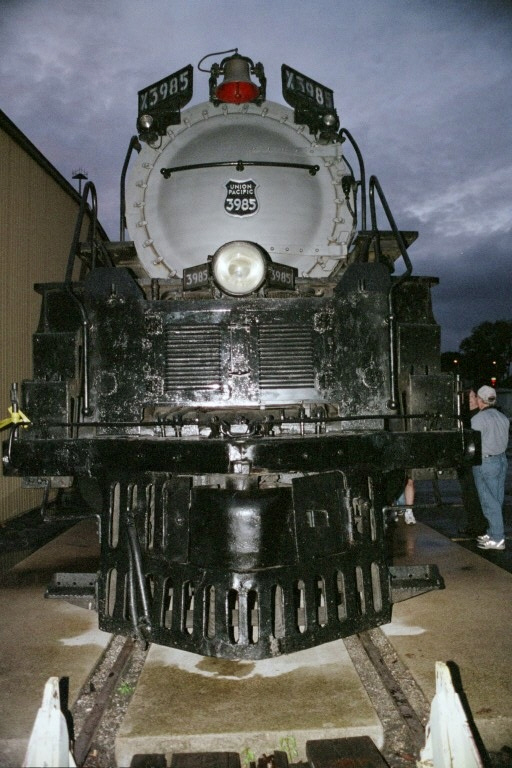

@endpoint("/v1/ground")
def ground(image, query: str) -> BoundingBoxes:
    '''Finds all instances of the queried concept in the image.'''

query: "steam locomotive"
[2,51,478,659]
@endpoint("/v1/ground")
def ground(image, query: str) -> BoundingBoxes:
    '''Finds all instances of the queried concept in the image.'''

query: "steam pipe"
[339,127,366,230]
[125,486,152,632]
[126,546,142,638]
[120,136,142,242]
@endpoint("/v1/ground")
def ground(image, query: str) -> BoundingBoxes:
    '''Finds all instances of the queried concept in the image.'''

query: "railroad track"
[344,629,430,767]
[69,629,430,768]
[71,635,149,767]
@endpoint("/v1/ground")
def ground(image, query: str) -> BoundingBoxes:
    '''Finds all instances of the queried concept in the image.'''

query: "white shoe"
[404,509,416,525]
[477,538,505,550]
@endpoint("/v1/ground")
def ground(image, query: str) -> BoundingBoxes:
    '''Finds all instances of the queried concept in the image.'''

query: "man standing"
[471,385,509,550]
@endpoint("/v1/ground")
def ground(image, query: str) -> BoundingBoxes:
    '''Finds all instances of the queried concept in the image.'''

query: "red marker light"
[215,54,260,104]
[216,79,260,104]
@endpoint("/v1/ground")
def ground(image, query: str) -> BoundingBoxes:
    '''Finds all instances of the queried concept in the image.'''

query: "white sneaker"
[404,509,416,525]
[477,538,505,550]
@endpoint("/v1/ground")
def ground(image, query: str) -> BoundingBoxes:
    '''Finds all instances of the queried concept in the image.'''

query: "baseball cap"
[477,385,497,404]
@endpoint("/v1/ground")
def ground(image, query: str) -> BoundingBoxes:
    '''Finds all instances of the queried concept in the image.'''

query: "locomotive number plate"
[183,262,210,291]
[267,263,297,290]
[281,64,334,112]
[138,64,193,115]
[224,180,258,217]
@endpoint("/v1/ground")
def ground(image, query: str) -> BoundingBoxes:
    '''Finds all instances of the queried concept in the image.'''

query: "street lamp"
[72,168,88,195]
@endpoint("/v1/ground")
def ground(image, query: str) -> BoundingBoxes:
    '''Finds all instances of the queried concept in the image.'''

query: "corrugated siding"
[0,128,91,524]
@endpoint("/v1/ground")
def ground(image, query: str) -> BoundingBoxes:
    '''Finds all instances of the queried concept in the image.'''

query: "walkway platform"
[0,513,510,766]
[0,519,108,768]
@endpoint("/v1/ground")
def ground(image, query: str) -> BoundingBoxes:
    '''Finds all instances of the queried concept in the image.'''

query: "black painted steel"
[160,160,320,179]
[2,250,475,659]
[1,54,478,659]
[93,470,396,658]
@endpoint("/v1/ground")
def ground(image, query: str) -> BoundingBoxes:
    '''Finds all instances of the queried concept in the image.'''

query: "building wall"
[0,112,107,524]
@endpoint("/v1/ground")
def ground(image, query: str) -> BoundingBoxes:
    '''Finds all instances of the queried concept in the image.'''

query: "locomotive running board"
[45,572,98,605]
[388,564,445,603]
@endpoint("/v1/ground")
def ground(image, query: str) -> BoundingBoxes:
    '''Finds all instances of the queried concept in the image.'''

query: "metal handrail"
[64,182,99,417]
[368,175,412,280]
[367,175,413,411]
[65,181,98,283]
[160,159,320,178]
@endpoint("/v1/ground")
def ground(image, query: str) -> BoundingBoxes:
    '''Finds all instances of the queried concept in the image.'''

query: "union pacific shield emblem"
[224,179,258,217]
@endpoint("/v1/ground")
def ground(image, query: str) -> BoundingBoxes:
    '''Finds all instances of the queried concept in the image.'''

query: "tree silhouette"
[459,320,512,386]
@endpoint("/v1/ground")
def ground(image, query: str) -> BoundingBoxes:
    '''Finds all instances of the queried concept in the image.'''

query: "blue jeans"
[472,454,507,541]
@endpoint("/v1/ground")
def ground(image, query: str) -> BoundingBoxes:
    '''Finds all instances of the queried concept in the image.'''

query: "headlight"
[138,113,154,130]
[212,241,267,296]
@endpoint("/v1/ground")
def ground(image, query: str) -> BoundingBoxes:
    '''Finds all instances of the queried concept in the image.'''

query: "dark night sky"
[2,0,511,350]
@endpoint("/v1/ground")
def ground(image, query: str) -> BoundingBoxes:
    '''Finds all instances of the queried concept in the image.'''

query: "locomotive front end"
[2,52,477,659]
